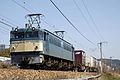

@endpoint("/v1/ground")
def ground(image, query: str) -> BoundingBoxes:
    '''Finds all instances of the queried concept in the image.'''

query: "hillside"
[0,48,10,57]
[103,59,120,71]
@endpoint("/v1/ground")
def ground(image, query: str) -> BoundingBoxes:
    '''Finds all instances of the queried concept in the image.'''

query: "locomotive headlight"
[35,46,38,50]
[15,27,18,31]
[12,46,15,50]
[32,27,35,31]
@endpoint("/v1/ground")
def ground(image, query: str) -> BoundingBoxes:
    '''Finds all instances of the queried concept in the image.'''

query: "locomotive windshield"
[26,31,38,38]
[10,28,44,41]
[14,32,24,39]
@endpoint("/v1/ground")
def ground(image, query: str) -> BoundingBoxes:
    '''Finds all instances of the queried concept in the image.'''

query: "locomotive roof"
[11,28,40,32]
[74,50,85,53]
[11,28,73,46]
[44,29,73,46]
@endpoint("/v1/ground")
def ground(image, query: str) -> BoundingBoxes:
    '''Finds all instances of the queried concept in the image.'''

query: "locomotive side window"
[44,32,48,41]
[49,35,61,47]
[39,31,43,40]
[44,32,46,41]
[63,42,72,51]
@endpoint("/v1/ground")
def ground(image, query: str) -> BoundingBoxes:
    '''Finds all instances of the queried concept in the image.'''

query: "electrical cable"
[11,0,95,48]
[12,0,33,13]
[0,13,22,27]
[0,17,17,27]
[72,0,101,41]
[0,27,9,34]
[50,0,96,46]
[0,25,10,32]
[81,0,104,40]
[0,20,14,28]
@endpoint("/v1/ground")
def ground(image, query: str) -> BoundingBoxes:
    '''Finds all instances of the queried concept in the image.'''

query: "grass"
[101,72,120,80]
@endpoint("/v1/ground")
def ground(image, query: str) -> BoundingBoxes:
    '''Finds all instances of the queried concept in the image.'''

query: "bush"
[0,62,10,68]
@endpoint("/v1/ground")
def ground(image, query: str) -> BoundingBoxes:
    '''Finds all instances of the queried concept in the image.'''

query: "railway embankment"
[0,69,97,80]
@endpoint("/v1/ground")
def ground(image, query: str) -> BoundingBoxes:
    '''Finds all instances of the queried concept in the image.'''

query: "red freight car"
[74,50,86,71]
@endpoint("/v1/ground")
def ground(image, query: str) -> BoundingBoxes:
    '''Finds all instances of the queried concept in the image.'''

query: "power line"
[72,0,101,41]
[43,18,85,49]
[11,0,96,47]
[11,0,53,29]
[0,25,10,32]
[23,0,36,13]
[0,26,9,34]
[12,0,32,13]
[0,17,17,27]
[0,25,9,35]
[0,13,22,27]
[65,32,85,50]
[81,0,104,40]
[42,18,85,49]
[0,20,14,28]
[20,0,55,30]
[50,0,96,46]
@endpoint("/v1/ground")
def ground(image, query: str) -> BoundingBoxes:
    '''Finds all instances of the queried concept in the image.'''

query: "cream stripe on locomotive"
[10,40,43,52]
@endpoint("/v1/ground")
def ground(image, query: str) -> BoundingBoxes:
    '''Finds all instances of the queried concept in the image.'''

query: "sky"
[0,0,120,59]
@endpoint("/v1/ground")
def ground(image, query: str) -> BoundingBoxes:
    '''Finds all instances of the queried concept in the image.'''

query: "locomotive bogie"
[10,52,41,65]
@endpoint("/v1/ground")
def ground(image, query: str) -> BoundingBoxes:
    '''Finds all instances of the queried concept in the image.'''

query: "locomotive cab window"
[26,31,38,38]
[10,32,24,39]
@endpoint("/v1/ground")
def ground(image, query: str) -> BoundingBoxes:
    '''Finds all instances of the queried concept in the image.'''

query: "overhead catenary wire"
[12,0,33,13]
[42,18,85,49]
[50,0,96,46]
[0,25,10,31]
[0,30,8,34]
[10,0,40,51]
[11,0,52,28]
[65,32,85,49]
[23,1,36,13]
[0,20,14,28]
[11,0,92,49]
[0,17,17,27]
[39,1,86,49]
[0,26,9,33]
[72,0,102,41]
[81,0,104,40]
[0,13,22,27]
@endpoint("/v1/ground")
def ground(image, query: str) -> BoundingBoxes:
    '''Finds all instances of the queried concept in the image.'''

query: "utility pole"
[110,56,112,70]
[98,42,107,73]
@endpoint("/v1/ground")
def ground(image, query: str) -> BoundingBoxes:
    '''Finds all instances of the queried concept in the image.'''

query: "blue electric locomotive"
[10,27,74,70]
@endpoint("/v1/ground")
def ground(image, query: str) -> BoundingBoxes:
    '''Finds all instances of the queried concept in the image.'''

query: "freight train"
[10,14,100,71]
[10,27,99,71]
